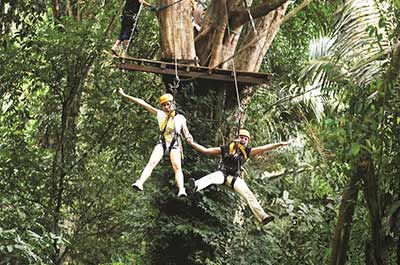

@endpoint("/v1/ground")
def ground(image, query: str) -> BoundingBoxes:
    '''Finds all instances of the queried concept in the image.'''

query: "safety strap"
[159,111,181,156]
[160,111,175,132]
[228,142,248,160]
[222,173,239,189]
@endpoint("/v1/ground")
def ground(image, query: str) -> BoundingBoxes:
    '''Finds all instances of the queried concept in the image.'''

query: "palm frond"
[299,0,396,92]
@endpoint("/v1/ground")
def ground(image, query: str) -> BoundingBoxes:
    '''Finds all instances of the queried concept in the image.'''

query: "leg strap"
[222,173,239,189]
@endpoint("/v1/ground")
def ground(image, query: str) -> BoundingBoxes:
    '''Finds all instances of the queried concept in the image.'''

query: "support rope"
[242,0,263,52]
[223,0,244,136]
[169,28,181,90]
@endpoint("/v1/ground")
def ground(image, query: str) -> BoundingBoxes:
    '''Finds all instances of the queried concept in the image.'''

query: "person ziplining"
[111,0,152,57]
[187,129,290,225]
[118,89,193,197]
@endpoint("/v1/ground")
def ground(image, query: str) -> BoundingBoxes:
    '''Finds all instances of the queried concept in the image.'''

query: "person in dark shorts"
[112,0,151,56]
[118,89,193,197]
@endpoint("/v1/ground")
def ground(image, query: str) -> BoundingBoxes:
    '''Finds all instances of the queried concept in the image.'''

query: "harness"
[219,142,249,189]
[159,111,181,156]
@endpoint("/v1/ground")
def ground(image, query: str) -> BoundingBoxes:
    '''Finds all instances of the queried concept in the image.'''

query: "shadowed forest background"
[1,0,400,264]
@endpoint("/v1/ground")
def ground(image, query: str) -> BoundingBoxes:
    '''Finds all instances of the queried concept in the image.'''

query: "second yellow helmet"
[159,93,174,105]
[239,129,251,139]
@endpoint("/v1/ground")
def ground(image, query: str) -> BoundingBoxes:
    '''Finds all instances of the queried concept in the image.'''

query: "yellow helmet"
[159,93,174,105]
[239,129,250,139]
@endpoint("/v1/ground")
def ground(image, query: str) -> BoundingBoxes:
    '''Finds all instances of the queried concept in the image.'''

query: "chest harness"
[159,111,182,157]
[219,142,249,189]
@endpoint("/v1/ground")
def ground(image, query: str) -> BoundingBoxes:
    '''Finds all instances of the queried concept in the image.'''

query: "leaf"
[283,190,289,201]
[387,200,400,217]
[7,245,13,252]
[394,0,400,9]
[351,143,361,156]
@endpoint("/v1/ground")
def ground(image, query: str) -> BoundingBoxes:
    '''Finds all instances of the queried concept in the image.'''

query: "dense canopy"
[1,0,399,264]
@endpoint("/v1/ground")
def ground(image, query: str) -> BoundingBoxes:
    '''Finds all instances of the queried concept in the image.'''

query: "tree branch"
[281,0,312,23]
[230,0,288,28]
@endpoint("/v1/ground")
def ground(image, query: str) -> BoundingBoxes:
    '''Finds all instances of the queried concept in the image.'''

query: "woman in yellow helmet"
[187,129,290,225]
[118,88,193,197]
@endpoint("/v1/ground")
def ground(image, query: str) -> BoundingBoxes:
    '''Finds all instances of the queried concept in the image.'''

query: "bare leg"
[112,40,122,53]
[121,40,129,56]
[169,149,186,196]
[133,144,164,190]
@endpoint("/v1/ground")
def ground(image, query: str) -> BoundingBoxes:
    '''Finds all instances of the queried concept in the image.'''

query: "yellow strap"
[160,111,175,132]
[229,142,247,160]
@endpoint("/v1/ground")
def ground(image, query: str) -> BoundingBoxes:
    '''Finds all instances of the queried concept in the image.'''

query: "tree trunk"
[329,172,360,265]
[361,154,385,265]
[235,2,288,72]
[53,0,62,20]
[157,0,196,61]
[195,0,287,69]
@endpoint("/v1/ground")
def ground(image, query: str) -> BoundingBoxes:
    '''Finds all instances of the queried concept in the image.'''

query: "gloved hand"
[150,5,158,12]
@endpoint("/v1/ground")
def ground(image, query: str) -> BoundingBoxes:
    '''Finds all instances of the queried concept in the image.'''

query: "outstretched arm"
[187,139,221,155]
[250,141,290,157]
[118,88,158,115]
[181,120,193,142]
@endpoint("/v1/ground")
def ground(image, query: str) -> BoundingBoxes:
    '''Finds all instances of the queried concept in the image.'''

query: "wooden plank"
[117,57,272,85]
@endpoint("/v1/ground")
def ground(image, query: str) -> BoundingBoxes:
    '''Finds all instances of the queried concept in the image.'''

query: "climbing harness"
[159,110,184,158]
[219,142,249,189]
[159,110,176,155]
[229,142,248,160]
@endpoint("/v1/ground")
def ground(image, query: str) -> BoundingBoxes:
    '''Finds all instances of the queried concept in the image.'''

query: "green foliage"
[1,0,399,264]
[0,226,67,264]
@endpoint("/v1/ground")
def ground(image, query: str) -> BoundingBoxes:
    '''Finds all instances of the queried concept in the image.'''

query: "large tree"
[155,0,292,110]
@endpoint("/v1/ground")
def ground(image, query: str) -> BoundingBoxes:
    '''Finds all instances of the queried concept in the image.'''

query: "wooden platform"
[116,56,272,85]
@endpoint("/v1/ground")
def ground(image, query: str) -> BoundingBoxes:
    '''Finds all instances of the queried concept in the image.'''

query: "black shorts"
[118,14,136,40]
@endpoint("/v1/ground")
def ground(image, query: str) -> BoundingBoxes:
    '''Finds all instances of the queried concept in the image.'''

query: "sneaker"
[177,188,187,197]
[132,181,143,191]
[111,45,120,56]
[261,215,275,225]
[186,178,197,194]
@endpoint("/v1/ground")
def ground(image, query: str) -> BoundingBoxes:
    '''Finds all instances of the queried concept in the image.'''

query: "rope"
[242,0,263,52]
[223,0,243,137]
[126,1,144,52]
[169,29,181,90]
[222,0,246,179]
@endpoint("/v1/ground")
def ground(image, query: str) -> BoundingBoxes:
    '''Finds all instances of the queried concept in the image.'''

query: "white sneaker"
[132,181,143,191]
[111,46,120,56]
[177,188,187,197]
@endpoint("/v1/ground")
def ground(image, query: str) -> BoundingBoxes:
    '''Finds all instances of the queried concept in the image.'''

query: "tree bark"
[53,0,62,20]
[235,2,288,72]
[157,0,196,61]
[230,0,288,29]
[329,172,360,265]
[195,0,288,69]
[361,154,385,265]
